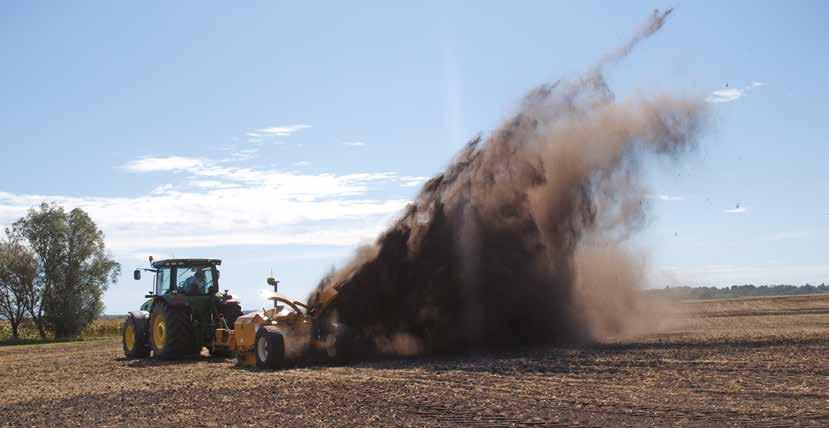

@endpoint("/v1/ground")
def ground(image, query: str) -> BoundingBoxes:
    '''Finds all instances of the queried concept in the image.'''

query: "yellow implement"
[211,277,351,369]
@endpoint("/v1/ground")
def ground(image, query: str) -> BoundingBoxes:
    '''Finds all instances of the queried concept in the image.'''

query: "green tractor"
[122,257,243,359]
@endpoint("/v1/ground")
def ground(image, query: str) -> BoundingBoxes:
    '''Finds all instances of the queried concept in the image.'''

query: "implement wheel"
[122,317,150,358]
[255,326,285,369]
[150,301,199,359]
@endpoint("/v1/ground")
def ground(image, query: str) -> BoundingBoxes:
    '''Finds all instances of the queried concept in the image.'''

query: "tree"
[9,203,66,338]
[45,208,120,338]
[0,240,37,341]
[10,203,120,339]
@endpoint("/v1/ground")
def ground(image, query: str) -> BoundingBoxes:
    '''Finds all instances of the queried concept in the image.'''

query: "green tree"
[9,203,66,338]
[0,240,37,341]
[10,203,120,339]
[46,208,120,337]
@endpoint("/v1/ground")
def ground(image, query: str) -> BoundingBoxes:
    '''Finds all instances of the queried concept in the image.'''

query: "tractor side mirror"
[133,269,141,280]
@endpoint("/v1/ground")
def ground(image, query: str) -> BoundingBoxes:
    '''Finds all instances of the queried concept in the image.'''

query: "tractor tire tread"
[122,317,150,359]
[151,302,200,359]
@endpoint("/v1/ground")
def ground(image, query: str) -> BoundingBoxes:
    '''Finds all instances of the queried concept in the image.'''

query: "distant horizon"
[96,283,829,315]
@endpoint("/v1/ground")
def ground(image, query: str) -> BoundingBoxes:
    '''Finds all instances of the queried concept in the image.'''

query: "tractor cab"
[134,258,222,297]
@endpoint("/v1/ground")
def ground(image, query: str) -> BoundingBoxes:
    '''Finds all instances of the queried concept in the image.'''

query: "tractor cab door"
[155,267,173,295]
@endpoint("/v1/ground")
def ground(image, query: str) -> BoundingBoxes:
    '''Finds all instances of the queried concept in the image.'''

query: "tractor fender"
[127,310,150,341]
[128,310,150,320]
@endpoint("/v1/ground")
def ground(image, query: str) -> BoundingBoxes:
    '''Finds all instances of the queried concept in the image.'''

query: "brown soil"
[1,294,827,427]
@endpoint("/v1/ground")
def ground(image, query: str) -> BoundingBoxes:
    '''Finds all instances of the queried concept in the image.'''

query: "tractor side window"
[155,268,172,295]
[176,267,213,295]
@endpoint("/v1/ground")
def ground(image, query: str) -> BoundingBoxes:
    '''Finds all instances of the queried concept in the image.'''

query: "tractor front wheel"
[255,326,285,369]
[150,301,199,359]
[122,317,150,359]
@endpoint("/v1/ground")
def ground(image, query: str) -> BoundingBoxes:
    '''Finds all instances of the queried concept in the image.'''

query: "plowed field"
[1,294,827,426]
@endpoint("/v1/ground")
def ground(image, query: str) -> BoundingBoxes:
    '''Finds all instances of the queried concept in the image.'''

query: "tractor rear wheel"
[255,326,285,369]
[122,317,150,358]
[150,301,200,359]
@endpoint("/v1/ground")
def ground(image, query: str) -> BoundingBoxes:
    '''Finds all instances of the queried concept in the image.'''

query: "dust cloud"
[308,9,707,355]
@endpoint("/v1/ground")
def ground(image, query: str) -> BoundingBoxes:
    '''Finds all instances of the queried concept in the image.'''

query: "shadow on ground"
[119,354,234,368]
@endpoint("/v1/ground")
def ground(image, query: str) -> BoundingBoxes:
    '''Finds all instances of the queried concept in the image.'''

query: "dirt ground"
[1,294,827,427]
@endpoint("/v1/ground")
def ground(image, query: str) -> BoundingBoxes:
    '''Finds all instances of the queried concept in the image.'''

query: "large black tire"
[122,317,150,359]
[150,301,200,359]
[255,326,285,369]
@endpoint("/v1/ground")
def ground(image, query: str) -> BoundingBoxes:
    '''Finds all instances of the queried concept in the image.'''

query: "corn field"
[0,318,122,343]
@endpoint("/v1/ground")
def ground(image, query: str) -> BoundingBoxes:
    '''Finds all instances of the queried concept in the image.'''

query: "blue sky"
[2,2,828,314]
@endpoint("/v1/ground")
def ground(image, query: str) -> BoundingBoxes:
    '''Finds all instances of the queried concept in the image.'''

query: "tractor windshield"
[176,266,215,295]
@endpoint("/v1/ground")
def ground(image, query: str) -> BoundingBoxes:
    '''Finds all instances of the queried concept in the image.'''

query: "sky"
[1,2,828,314]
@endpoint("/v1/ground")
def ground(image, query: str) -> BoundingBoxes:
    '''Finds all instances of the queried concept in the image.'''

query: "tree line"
[0,203,120,341]
[653,283,829,300]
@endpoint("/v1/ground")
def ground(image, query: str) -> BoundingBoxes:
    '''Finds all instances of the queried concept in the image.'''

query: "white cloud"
[646,194,685,201]
[724,206,747,214]
[188,180,239,190]
[705,81,767,104]
[256,124,311,137]
[292,161,311,167]
[399,176,430,188]
[234,148,260,158]
[343,141,366,147]
[0,157,415,252]
[706,88,743,103]
[246,132,261,138]
[123,156,401,198]
[150,184,174,195]
[123,156,204,173]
